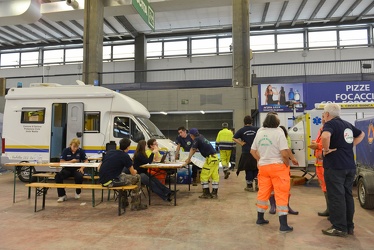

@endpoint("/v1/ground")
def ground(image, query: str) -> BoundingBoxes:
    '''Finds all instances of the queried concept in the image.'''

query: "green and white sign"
[132,0,155,31]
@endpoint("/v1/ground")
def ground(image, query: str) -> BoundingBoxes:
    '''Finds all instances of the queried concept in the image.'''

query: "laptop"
[159,152,168,163]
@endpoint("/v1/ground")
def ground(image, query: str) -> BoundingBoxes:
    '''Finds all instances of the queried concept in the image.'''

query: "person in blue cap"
[185,128,219,199]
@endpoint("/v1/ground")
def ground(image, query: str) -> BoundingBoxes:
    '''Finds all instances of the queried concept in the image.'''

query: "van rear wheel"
[16,166,37,182]
[358,178,374,209]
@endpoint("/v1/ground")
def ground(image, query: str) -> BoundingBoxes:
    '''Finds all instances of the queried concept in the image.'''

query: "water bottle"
[288,88,294,101]
[294,89,300,101]
[170,151,175,162]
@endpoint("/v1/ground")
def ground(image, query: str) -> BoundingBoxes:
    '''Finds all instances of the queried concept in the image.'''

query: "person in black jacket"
[133,140,173,202]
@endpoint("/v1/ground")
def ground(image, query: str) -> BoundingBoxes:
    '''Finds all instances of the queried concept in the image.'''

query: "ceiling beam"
[70,20,84,32]
[2,26,37,41]
[114,15,138,38]
[309,0,326,20]
[56,21,82,38]
[340,0,362,22]
[0,34,15,45]
[326,0,344,19]
[292,0,308,26]
[261,2,270,23]
[0,27,27,42]
[15,25,48,41]
[104,18,120,34]
[39,18,70,37]
[356,1,374,21]
[276,1,289,28]
[29,23,60,40]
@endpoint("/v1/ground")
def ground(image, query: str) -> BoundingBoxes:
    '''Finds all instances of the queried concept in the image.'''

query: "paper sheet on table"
[179,152,204,168]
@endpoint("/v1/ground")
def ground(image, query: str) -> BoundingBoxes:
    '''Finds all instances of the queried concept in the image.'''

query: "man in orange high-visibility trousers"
[308,113,329,217]
[250,113,298,233]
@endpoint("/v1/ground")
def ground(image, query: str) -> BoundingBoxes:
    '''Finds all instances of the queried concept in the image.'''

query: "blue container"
[177,167,191,184]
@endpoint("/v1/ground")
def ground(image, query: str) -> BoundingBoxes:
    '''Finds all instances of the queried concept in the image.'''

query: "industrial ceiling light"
[362,64,372,69]
[66,0,79,9]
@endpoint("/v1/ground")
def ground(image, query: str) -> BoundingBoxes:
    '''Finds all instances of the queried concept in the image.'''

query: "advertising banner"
[304,81,374,109]
[259,81,374,112]
[259,83,304,112]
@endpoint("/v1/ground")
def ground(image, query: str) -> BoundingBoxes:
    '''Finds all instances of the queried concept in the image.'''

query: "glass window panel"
[192,38,216,54]
[84,112,100,133]
[21,108,45,124]
[147,42,162,57]
[164,41,187,56]
[340,29,368,46]
[277,33,304,49]
[309,31,337,47]
[21,51,39,65]
[44,49,64,64]
[103,46,112,60]
[218,37,232,53]
[65,48,83,62]
[250,35,275,51]
[113,44,135,59]
[1,52,19,66]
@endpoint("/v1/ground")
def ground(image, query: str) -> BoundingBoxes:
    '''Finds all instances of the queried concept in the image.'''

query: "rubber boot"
[279,215,293,233]
[199,188,212,199]
[224,168,230,179]
[256,212,269,225]
[288,194,299,215]
[269,195,276,214]
[211,188,218,199]
[318,192,330,217]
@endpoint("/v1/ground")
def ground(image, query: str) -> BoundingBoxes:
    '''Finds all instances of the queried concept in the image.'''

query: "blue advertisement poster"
[259,83,304,112]
[259,81,374,112]
[304,81,374,109]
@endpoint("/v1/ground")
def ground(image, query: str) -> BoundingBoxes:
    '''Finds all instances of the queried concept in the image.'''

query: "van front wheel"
[16,166,37,182]
[358,178,374,209]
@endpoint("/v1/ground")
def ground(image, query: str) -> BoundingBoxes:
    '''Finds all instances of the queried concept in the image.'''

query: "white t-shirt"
[251,127,289,166]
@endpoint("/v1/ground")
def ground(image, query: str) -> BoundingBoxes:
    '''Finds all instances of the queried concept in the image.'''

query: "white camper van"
[1,83,176,181]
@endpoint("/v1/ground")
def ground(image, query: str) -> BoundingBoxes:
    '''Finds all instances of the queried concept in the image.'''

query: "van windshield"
[136,117,166,139]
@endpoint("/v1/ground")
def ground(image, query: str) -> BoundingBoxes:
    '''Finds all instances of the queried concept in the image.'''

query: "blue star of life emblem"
[313,116,322,125]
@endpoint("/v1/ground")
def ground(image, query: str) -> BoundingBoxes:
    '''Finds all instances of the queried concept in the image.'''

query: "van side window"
[21,108,45,123]
[113,117,145,142]
[84,112,100,133]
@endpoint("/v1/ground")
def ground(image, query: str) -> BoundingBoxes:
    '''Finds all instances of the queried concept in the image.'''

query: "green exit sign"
[132,0,155,31]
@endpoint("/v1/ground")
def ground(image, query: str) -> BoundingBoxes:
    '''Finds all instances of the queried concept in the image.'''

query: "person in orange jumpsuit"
[250,113,298,233]
[308,113,329,217]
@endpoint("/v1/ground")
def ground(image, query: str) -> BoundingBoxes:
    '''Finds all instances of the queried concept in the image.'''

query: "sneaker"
[57,195,67,203]
[224,171,231,179]
[322,227,347,237]
[348,228,354,235]
[75,193,80,199]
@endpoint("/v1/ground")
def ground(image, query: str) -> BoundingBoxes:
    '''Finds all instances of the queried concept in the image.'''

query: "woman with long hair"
[264,85,274,105]
[133,140,173,202]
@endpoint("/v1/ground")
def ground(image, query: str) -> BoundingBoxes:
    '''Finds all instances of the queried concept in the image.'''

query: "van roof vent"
[29,83,62,87]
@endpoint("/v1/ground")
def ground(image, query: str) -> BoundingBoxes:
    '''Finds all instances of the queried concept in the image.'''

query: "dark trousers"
[55,168,84,197]
[140,173,171,201]
[191,163,199,179]
[245,169,258,184]
[324,168,356,232]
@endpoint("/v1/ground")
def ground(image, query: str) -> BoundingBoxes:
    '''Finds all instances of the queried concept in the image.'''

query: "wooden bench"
[25,183,138,216]
[33,172,100,181]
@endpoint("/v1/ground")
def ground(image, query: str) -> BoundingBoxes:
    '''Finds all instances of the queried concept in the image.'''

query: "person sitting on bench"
[133,140,173,203]
[56,138,88,202]
[98,138,148,211]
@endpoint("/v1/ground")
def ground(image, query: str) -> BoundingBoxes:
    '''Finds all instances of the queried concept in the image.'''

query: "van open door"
[50,102,84,162]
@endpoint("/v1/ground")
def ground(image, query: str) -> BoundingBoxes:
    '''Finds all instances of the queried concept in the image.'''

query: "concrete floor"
[1,169,374,250]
